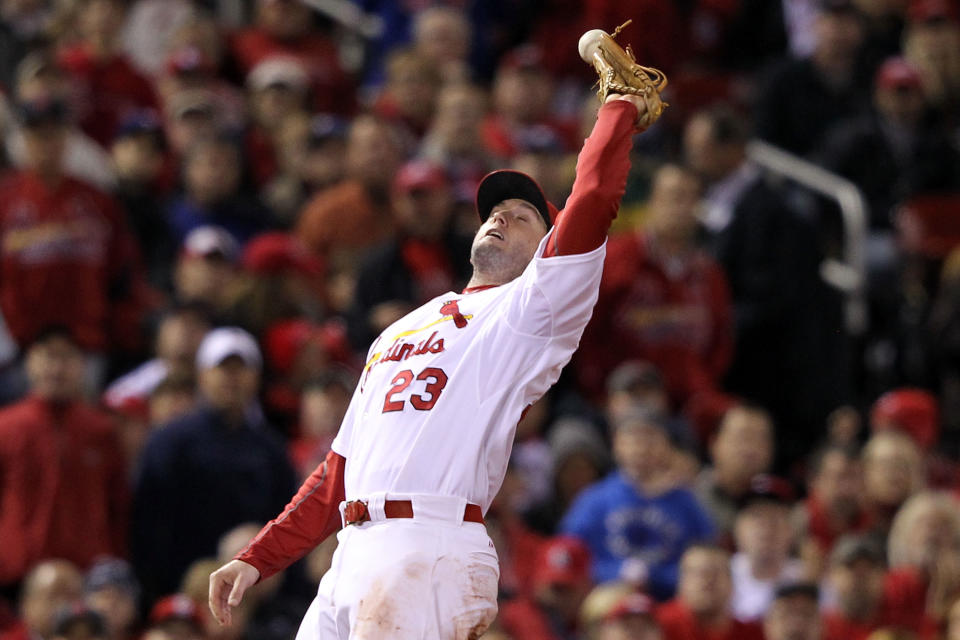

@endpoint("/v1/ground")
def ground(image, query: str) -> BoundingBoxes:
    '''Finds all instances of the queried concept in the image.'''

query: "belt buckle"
[343,500,370,526]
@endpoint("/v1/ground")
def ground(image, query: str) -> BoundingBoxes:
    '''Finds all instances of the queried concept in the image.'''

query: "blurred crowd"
[1,0,960,639]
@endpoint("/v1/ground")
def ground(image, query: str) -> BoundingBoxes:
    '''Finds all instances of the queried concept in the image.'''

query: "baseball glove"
[578,20,669,132]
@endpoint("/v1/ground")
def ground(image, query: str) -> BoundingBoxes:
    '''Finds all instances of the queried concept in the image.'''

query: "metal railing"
[746,139,869,335]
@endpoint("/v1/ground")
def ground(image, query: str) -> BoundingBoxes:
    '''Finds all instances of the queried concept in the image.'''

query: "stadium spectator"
[683,105,841,462]
[166,134,270,246]
[580,584,663,640]
[730,475,803,623]
[562,406,714,599]
[103,305,210,418]
[131,327,296,604]
[0,328,128,586]
[296,114,406,311]
[228,0,355,115]
[862,430,926,535]
[884,491,960,634]
[6,52,116,191]
[109,110,176,289]
[142,595,203,640]
[56,0,159,148]
[0,97,149,366]
[694,404,775,542]
[902,0,960,120]
[172,225,240,318]
[244,56,311,188]
[793,444,871,580]
[227,232,326,338]
[763,582,822,640]
[288,372,355,480]
[524,417,611,536]
[499,536,593,640]
[754,0,870,156]
[411,7,473,85]
[372,48,443,141]
[261,112,348,226]
[49,606,107,640]
[821,536,889,640]
[815,56,960,230]
[579,163,733,407]
[161,90,221,160]
[1,561,84,640]
[419,82,498,209]
[346,159,472,349]
[655,545,765,640]
[146,373,197,429]
[481,44,579,159]
[82,559,139,640]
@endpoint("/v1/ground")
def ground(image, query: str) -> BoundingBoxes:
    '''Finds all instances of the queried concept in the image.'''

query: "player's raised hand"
[208,559,260,626]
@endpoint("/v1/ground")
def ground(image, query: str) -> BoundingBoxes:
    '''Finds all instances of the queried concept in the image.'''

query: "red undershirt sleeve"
[544,99,638,258]
[234,450,346,581]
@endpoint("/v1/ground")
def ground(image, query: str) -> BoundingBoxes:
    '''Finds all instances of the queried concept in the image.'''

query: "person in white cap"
[210,88,651,638]
[132,327,296,606]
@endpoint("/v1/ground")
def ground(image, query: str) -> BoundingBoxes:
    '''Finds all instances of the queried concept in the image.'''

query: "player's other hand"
[208,559,260,626]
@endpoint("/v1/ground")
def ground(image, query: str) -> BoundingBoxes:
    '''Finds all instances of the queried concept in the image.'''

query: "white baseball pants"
[295,494,500,640]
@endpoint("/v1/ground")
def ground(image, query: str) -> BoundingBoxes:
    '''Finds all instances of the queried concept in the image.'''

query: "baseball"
[578,29,608,63]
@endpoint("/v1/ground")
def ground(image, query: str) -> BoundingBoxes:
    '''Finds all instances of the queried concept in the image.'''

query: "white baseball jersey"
[331,233,606,511]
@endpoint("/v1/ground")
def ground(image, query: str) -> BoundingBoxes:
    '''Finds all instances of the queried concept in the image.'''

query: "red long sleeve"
[544,99,638,257]
[235,450,346,581]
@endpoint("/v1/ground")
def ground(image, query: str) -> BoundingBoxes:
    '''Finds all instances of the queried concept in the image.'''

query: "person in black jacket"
[347,159,473,350]
[683,105,848,469]
[131,327,296,606]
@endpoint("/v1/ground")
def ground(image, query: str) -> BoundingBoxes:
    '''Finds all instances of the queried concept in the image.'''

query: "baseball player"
[208,91,648,639]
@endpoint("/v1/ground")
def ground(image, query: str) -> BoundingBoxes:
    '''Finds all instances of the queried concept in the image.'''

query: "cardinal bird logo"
[440,300,469,329]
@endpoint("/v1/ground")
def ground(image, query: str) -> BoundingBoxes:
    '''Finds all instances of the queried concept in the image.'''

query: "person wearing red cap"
[499,536,594,640]
[584,589,663,640]
[814,55,960,230]
[210,86,650,638]
[346,159,474,350]
[145,595,204,640]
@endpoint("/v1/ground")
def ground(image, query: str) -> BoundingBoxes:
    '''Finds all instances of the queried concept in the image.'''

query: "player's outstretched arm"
[544,95,644,258]
[208,559,260,626]
[207,449,346,625]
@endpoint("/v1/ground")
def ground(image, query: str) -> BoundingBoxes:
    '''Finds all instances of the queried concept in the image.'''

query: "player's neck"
[465,272,503,289]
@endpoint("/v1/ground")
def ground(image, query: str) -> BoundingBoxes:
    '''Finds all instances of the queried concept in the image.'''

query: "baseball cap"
[17,96,69,127]
[534,536,591,589]
[52,606,107,639]
[246,56,309,92]
[908,0,959,22]
[772,582,820,602]
[182,226,239,262]
[115,109,164,144]
[393,160,449,194]
[196,327,262,371]
[476,170,552,229]
[875,57,923,91]
[870,388,939,450]
[604,592,656,622]
[84,557,140,599]
[149,594,204,630]
[740,474,796,508]
[829,535,885,567]
[242,232,323,277]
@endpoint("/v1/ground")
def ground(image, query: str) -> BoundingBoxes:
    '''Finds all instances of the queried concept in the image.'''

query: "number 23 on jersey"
[382,367,448,413]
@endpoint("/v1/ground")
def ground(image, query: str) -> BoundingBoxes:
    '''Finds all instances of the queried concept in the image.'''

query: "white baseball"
[578,29,607,63]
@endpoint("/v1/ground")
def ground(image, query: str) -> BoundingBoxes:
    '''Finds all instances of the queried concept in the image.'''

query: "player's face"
[470,199,547,284]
